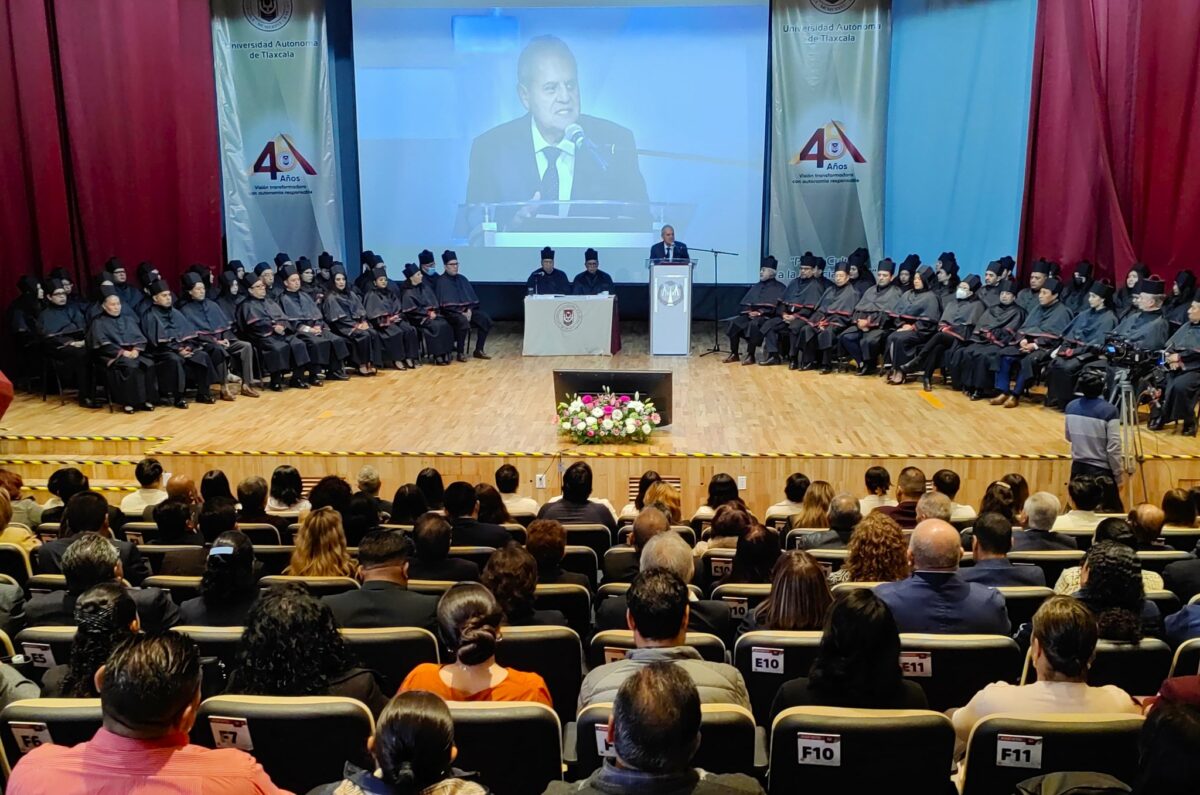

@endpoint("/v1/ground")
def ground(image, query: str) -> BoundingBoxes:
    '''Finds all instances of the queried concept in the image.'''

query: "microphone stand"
[691,247,739,356]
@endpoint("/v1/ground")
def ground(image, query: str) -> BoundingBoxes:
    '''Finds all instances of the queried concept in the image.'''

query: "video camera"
[1103,336,1157,368]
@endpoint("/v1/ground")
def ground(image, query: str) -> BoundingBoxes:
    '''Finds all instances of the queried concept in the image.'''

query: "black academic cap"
[1074,260,1093,277]
[899,255,920,272]
[585,248,599,262]
[1031,259,1051,275]
[278,263,298,280]
[848,247,870,267]
[48,267,70,281]
[1140,276,1165,296]
[403,262,420,278]
[962,274,982,292]
[1047,260,1062,278]
[876,258,896,274]
[148,279,170,297]
[834,261,851,274]
[418,249,435,266]
[137,262,159,287]
[360,250,376,266]
[99,284,119,299]
[800,253,818,270]
[371,264,389,280]
[187,263,208,276]
[939,252,958,271]
[916,265,935,286]
[43,278,68,295]
[1089,280,1114,299]
[541,246,555,260]
[318,252,333,270]
[762,255,778,271]
[103,257,124,274]
[274,252,290,268]
[1043,277,1063,295]
[225,259,244,274]
[442,249,457,265]
[254,261,273,275]
[242,274,263,290]
[1176,270,1196,290]
[330,263,347,279]
[219,271,239,290]
[998,256,1016,271]
[296,258,314,274]
[1129,262,1151,279]
[998,278,1016,294]
[986,260,1004,275]
[181,272,204,291]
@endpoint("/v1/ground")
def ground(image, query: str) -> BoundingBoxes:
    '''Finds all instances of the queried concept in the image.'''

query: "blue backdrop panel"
[884,0,1037,273]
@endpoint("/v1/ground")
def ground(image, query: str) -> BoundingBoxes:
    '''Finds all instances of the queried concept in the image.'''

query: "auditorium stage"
[3,325,1198,510]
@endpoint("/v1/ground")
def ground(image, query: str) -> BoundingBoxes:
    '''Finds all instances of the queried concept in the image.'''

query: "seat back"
[339,627,439,693]
[0,698,102,777]
[1159,528,1200,552]
[899,634,1022,712]
[258,575,359,597]
[236,523,282,545]
[601,547,637,583]
[143,575,203,604]
[501,523,526,544]
[560,545,598,590]
[192,695,374,794]
[995,586,1054,629]
[172,626,244,669]
[960,713,1144,795]
[252,545,295,578]
[807,549,848,572]
[0,544,31,586]
[1169,637,1200,677]
[595,581,703,603]
[1006,552,1085,587]
[509,513,536,528]
[533,583,591,636]
[494,625,582,724]
[615,525,696,547]
[733,630,823,726]
[138,544,208,577]
[1135,549,1193,573]
[710,583,770,626]
[34,523,60,542]
[562,524,612,559]
[447,546,496,572]
[576,702,757,778]
[768,707,956,795]
[830,581,885,595]
[406,579,457,596]
[14,627,77,685]
[118,521,158,545]
[699,548,736,590]
[588,630,726,668]
[1021,638,1173,695]
[1145,589,1181,619]
[448,701,562,795]
[24,573,66,594]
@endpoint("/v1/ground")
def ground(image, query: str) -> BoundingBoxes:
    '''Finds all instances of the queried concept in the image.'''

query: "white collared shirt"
[531,118,575,215]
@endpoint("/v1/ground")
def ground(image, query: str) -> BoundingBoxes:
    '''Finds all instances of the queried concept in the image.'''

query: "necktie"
[541,147,560,214]
[667,245,673,261]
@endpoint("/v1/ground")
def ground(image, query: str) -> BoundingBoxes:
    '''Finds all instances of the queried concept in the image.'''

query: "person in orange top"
[400,582,551,706]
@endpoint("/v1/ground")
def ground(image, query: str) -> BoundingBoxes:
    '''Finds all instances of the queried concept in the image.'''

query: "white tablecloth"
[522,295,620,356]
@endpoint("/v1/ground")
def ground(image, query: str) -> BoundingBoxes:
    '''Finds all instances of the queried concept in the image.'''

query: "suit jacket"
[0,583,25,637]
[875,571,1011,635]
[407,557,480,583]
[34,537,151,586]
[26,587,179,633]
[796,529,853,551]
[650,241,690,263]
[1163,558,1200,603]
[960,558,1047,588]
[538,566,591,590]
[537,499,618,535]
[1011,529,1080,552]
[448,517,510,549]
[321,580,439,634]
[872,501,919,530]
[177,593,258,627]
[595,595,734,648]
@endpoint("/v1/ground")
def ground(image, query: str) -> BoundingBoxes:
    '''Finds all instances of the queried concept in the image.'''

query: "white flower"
[586,416,598,426]
[601,419,614,430]
[643,425,653,435]
[561,421,571,430]
[627,401,644,412]
[611,409,623,421]
[569,400,583,413]
[591,407,604,418]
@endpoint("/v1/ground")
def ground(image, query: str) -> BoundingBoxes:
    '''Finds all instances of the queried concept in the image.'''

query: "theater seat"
[14,627,76,684]
[1021,638,1173,695]
[1135,549,1193,573]
[24,574,66,594]
[0,698,102,778]
[711,583,770,627]
[0,544,32,586]
[615,526,696,547]
[234,523,282,545]
[960,713,1143,795]
[995,586,1054,629]
[768,707,956,795]
[560,545,598,590]
[1159,528,1200,552]
[172,626,243,669]
[118,522,157,545]
[830,581,885,595]
[448,701,562,795]
[1006,552,1085,589]
[192,695,374,794]
[562,524,612,561]
[251,546,295,578]
[596,581,704,602]
[138,544,207,577]
[1145,588,1181,619]
[1169,637,1200,678]
[339,627,439,693]
[601,547,637,583]
[699,548,736,590]
[447,546,496,572]
[533,583,591,636]
[900,634,1022,712]
[588,630,726,668]
[494,625,583,724]
[406,579,457,596]
[806,549,848,572]
[733,630,823,726]
[258,575,359,597]
[143,575,203,604]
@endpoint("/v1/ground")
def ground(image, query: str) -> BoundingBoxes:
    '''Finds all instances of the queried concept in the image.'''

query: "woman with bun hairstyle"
[41,583,138,697]
[399,583,551,706]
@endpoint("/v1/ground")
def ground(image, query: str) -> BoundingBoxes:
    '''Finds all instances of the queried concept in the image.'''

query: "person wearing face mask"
[945,279,1025,399]
[884,265,942,384]
[436,250,493,362]
[1148,298,1200,436]
[901,274,983,392]
[278,261,351,382]
[933,252,960,300]
[322,263,382,377]
[1113,262,1150,319]
[140,280,227,408]
[364,264,420,370]
[985,276,1075,408]
[237,273,313,391]
[36,278,100,408]
[761,252,828,367]
[178,272,259,398]
[1060,261,1095,314]
[724,256,786,365]
[1043,281,1118,410]
[1165,270,1197,331]
[86,287,159,413]
[416,249,440,290]
[797,260,860,373]
[837,258,901,375]
[400,262,455,366]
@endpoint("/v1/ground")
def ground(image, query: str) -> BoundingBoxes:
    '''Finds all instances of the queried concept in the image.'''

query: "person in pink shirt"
[7,632,289,794]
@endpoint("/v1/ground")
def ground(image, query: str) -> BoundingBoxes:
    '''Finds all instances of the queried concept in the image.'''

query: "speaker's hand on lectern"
[511,191,542,226]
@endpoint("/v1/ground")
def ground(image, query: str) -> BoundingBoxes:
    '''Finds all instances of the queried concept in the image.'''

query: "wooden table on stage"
[522,294,621,356]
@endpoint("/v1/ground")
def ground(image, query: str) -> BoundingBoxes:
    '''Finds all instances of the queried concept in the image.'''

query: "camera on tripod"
[1103,336,1154,368]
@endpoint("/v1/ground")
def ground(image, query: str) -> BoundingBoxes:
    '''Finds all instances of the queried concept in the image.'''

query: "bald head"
[1130,503,1165,546]
[165,474,199,505]
[828,494,862,532]
[909,519,962,571]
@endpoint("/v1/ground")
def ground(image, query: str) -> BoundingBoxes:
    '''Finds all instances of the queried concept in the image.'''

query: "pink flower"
[620,395,631,403]
[581,394,594,404]
[586,429,595,437]
[603,405,614,415]
[650,413,661,424]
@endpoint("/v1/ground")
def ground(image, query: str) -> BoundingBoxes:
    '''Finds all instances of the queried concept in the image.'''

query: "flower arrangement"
[556,387,661,444]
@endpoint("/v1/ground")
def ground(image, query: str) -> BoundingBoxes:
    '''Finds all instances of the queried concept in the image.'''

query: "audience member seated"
[1161,487,1197,531]
[118,457,168,517]
[416,467,446,512]
[694,504,751,558]
[977,480,1018,527]
[547,663,763,795]
[0,469,43,529]
[718,524,781,585]
[311,690,486,795]
[1163,546,1200,605]
[160,474,202,515]
[1054,518,1163,594]
[688,473,741,526]
[480,542,568,627]
[409,513,480,582]
[496,463,539,516]
[235,475,292,540]
[1052,475,1108,533]
[770,589,926,722]
[355,465,393,520]
[1075,540,1163,641]
[1001,473,1031,521]
[198,496,238,544]
[6,633,287,794]
[620,471,662,523]
[1012,492,1078,551]
[858,466,897,514]
[596,533,732,645]
[266,464,310,514]
[738,550,832,637]
[344,492,382,546]
[0,488,39,554]
[309,475,354,527]
[41,583,138,697]
[1129,502,1170,550]
[828,512,909,585]
[227,583,388,716]
[27,532,179,631]
[960,512,1047,587]
[389,483,431,525]
[875,519,1010,635]
[872,466,926,529]
[153,499,206,546]
[322,530,439,633]
[914,491,952,524]
[285,506,356,577]
[526,519,590,588]
[178,531,259,626]
[0,663,38,713]
[785,480,834,532]
[36,491,150,585]
[400,583,552,705]
[39,467,128,540]
[444,481,510,548]
[950,596,1139,745]
[577,569,750,712]
[609,507,671,583]
[644,481,683,525]
[765,472,810,519]
[538,462,618,535]
[474,483,514,526]
[932,469,976,524]
[1132,700,1200,795]
[796,493,859,549]
[199,469,235,503]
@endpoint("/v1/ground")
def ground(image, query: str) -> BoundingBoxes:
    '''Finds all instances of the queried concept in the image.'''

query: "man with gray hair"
[915,491,952,523]
[604,506,670,583]
[595,532,733,646]
[874,519,1009,634]
[354,465,392,518]
[797,494,860,550]
[1012,492,1078,551]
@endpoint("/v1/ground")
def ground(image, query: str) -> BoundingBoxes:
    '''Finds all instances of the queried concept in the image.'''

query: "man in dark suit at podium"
[465,36,648,229]
[649,225,689,263]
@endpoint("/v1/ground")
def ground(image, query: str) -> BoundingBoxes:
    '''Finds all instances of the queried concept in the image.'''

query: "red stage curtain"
[1020,0,1200,282]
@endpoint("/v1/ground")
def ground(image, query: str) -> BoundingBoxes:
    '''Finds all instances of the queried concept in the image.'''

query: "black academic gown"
[363,286,419,362]
[1061,279,1095,315]
[435,273,493,355]
[1044,307,1118,408]
[977,283,1003,309]
[323,288,383,367]
[728,278,786,355]
[946,302,1025,391]
[799,282,860,361]
[278,289,348,371]
[911,296,984,378]
[839,283,902,367]
[884,287,942,369]
[86,309,159,406]
[572,269,614,296]
[526,268,570,295]
[1157,321,1200,423]
[36,303,93,399]
[141,303,221,398]
[236,295,310,374]
[987,300,1075,395]
[762,276,828,356]
[400,281,455,358]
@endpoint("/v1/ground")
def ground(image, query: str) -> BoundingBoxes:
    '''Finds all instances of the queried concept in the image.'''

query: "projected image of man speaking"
[465,35,650,229]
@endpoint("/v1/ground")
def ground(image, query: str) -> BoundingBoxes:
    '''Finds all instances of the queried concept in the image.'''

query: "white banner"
[768,0,890,274]
[211,0,343,262]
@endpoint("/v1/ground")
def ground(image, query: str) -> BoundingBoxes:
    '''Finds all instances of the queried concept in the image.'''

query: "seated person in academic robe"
[36,277,99,408]
[400,262,455,366]
[235,273,314,391]
[277,262,350,381]
[296,256,323,303]
[135,261,163,313]
[724,256,786,365]
[1099,277,1171,397]
[884,265,942,383]
[178,272,259,397]
[1043,281,1117,409]
[262,256,286,298]
[363,264,419,370]
[1149,297,1200,436]
[215,270,243,321]
[903,274,983,391]
[1016,258,1052,314]
[436,249,493,361]
[795,260,860,372]
[100,257,146,318]
[893,254,918,292]
[986,276,1075,407]
[572,248,614,295]
[933,251,960,301]
[9,276,42,355]
[838,258,901,375]
[141,279,228,407]
[85,287,159,414]
[974,258,1007,308]
[946,279,1025,398]
[526,246,571,295]
[321,263,382,376]
[1061,260,1096,314]
[761,252,829,367]
[1165,270,1197,331]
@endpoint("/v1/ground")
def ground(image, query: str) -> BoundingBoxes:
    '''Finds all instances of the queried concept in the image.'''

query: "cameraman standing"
[1149,297,1200,436]
[1065,369,1125,511]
